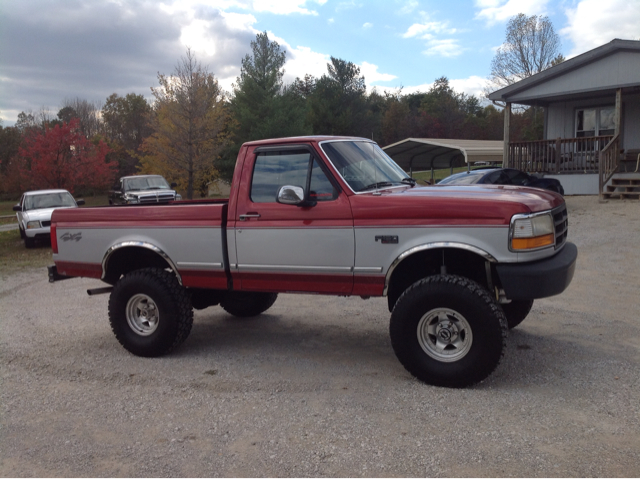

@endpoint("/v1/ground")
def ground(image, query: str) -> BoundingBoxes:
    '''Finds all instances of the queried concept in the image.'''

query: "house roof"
[382,138,503,172]
[488,39,640,106]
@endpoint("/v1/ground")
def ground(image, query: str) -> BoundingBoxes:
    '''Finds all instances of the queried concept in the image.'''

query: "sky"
[1,0,639,125]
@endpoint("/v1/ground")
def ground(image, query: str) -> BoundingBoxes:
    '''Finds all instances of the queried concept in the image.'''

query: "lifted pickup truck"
[49,136,577,388]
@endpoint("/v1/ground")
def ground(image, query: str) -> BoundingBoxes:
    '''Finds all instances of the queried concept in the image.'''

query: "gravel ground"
[1,196,639,477]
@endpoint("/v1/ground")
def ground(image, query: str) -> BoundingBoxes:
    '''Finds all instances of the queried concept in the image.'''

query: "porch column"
[503,102,511,168]
[615,88,622,136]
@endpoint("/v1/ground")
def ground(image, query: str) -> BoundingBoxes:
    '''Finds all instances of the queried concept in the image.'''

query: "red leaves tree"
[14,118,115,194]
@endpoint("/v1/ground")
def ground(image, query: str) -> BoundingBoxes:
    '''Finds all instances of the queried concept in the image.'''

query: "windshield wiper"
[358,182,394,192]
[401,177,416,187]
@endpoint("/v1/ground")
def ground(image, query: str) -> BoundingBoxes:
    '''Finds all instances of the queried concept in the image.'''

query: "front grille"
[552,204,568,248]
[42,221,51,227]
[138,192,176,204]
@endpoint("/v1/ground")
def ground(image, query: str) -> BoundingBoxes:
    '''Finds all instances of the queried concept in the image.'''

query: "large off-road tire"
[108,268,193,357]
[220,292,278,317]
[389,275,508,388]
[501,299,534,330]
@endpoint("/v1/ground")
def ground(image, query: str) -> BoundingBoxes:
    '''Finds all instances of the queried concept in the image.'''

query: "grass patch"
[0,229,53,276]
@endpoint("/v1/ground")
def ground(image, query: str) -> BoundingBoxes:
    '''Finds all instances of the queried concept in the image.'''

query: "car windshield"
[439,172,484,185]
[321,140,411,192]
[124,176,170,191]
[24,192,76,211]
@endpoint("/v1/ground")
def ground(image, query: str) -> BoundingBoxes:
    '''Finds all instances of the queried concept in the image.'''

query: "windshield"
[439,172,484,185]
[320,140,411,192]
[124,176,170,191]
[24,192,76,211]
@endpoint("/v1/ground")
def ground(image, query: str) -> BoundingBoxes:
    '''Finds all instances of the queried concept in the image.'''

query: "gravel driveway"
[1,196,639,477]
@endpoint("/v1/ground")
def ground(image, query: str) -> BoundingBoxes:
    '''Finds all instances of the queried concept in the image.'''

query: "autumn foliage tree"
[140,49,230,199]
[9,118,115,194]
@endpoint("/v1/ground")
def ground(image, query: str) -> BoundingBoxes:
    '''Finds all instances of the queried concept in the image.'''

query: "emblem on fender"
[61,232,82,242]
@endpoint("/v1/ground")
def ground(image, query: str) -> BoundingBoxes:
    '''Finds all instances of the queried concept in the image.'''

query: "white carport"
[383,138,504,182]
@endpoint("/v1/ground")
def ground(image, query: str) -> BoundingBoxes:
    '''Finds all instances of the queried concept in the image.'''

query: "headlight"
[175,194,182,201]
[27,220,41,229]
[510,212,555,251]
[124,195,138,204]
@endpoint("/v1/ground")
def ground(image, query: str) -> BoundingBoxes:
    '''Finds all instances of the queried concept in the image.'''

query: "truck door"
[232,144,355,294]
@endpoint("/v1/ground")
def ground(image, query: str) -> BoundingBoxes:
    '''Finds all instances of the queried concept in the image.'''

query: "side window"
[309,159,339,201]
[251,150,338,203]
[506,170,530,185]
[485,171,504,184]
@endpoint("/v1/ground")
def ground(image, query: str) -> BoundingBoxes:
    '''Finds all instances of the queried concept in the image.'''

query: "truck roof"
[242,135,370,147]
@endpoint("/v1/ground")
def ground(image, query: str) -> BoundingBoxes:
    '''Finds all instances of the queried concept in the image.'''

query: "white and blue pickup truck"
[48,136,577,388]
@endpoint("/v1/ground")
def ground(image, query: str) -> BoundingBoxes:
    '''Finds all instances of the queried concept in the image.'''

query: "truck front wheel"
[220,292,278,317]
[108,268,193,357]
[389,275,507,388]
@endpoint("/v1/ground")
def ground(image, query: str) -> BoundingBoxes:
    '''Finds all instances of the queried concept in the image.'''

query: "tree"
[11,118,115,194]
[140,49,230,199]
[221,32,310,182]
[487,13,563,95]
[59,98,103,138]
[308,57,369,137]
[102,93,152,175]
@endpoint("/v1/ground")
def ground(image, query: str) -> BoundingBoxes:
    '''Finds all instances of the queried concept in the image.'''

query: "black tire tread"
[501,299,534,329]
[108,268,193,357]
[390,274,508,388]
[220,292,278,317]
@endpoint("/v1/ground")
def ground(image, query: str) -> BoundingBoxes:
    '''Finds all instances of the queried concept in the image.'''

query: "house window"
[576,107,615,138]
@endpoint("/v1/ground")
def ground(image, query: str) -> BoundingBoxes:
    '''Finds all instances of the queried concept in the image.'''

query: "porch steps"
[602,174,640,199]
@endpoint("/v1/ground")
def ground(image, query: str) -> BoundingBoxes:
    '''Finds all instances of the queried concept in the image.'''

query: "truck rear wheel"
[501,299,534,329]
[389,275,507,388]
[220,292,278,317]
[108,268,193,357]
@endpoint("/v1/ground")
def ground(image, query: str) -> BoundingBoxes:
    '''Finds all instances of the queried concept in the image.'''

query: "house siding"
[506,51,640,103]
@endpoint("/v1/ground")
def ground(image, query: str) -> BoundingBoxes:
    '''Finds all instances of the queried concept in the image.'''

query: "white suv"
[13,189,84,248]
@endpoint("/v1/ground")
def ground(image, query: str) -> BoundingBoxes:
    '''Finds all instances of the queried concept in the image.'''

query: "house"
[488,38,640,198]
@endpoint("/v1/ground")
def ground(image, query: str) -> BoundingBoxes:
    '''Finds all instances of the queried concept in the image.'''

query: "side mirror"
[277,185,305,205]
[76,199,85,206]
[276,185,317,207]
[13,204,22,212]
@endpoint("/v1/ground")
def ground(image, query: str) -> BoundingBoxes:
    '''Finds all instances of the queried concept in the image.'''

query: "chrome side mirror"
[277,185,305,205]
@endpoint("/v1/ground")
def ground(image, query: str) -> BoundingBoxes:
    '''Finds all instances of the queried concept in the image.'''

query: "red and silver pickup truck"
[48,136,577,388]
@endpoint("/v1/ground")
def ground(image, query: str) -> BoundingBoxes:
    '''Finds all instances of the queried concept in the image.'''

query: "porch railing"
[599,134,620,197]
[508,135,614,174]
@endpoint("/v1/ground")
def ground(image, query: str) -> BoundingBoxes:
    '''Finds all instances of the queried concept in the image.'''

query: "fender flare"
[102,241,183,285]
[383,242,497,296]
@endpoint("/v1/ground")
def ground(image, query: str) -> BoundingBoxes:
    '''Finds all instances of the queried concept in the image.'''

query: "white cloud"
[475,0,550,25]
[402,21,455,39]
[251,0,324,15]
[282,46,331,83]
[423,39,464,57]
[397,0,419,15]
[561,0,640,55]
[359,62,397,86]
[401,75,488,99]
[363,22,373,29]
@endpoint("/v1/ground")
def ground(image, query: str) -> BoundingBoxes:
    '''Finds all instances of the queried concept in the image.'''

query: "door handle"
[239,213,261,221]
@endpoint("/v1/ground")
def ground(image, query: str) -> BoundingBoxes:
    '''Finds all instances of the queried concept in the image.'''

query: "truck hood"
[23,206,76,222]
[349,184,564,226]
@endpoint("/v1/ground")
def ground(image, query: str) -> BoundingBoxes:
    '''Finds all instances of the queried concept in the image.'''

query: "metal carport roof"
[382,138,504,175]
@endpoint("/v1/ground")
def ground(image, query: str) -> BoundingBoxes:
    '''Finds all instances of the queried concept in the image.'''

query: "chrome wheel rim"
[417,308,473,362]
[126,294,159,336]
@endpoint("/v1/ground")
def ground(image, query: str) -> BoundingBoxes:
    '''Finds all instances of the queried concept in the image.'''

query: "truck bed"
[52,200,230,289]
